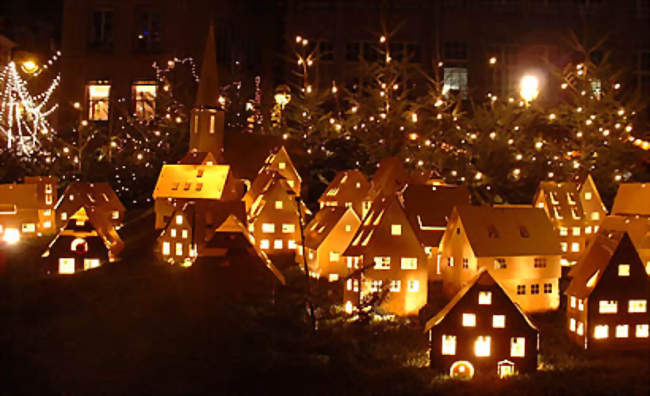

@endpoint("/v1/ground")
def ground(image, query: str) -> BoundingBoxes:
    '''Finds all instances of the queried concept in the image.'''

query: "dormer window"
[197,169,204,178]
[550,191,559,204]
[618,264,630,277]
[553,207,563,220]
[494,258,506,270]
[183,183,191,191]
[567,192,576,204]
[195,183,203,191]
[478,291,492,305]
[172,183,179,191]
[278,162,286,170]
[391,224,402,236]
[175,215,183,225]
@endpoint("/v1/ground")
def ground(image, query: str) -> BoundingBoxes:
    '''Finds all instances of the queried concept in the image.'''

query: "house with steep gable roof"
[318,169,370,218]
[612,182,650,217]
[439,205,562,313]
[590,216,650,275]
[425,268,539,378]
[565,231,649,350]
[56,182,125,230]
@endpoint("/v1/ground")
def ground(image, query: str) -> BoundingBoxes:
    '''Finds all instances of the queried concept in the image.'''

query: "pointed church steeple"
[189,23,224,162]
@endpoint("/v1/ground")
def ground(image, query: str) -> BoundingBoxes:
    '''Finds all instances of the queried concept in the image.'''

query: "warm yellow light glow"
[21,60,39,74]
[478,291,492,305]
[442,335,456,355]
[510,337,525,357]
[594,325,608,339]
[599,300,617,314]
[616,325,629,338]
[474,336,491,357]
[462,313,476,327]
[489,56,497,65]
[628,300,647,313]
[450,361,475,379]
[519,75,539,103]
[492,315,505,328]
[2,228,20,244]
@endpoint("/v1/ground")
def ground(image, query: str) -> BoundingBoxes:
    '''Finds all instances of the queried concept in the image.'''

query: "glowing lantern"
[450,361,475,379]
[519,75,539,103]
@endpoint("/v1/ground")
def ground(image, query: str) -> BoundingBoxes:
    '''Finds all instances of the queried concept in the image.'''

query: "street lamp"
[274,84,292,127]
[519,75,539,104]
[21,60,39,75]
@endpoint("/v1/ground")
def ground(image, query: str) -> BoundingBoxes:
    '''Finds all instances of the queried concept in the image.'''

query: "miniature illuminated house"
[191,214,286,298]
[259,145,302,196]
[42,206,124,275]
[343,193,428,316]
[55,182,125,230]
[360,156,410,219]
[533,175,607,266]
[612,182,650,217]
[245,171,307,255]
[401,182,471,280]
[318,169,370,217]
[439,205,562,313]
[0,176,57,243]
[565,230,649,350]
[591,216,650,275]
[300,206,362,282]
[425,268,539,379]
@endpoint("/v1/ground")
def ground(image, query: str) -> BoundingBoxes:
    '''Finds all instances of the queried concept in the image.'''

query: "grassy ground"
[0,210,647,395]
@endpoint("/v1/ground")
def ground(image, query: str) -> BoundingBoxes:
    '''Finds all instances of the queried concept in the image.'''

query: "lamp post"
[274,84,292,128]
[20,60,39,75]
[519,75,540,104]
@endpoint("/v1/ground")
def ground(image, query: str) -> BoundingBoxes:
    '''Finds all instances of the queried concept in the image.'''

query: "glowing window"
[282,224,295,233]
[599,300,617,314]
[492,315,505,328]
[374,256,390,270]
[175,215,183,225]
[494,258,506,269]
[390,280,401,292]
[262,223,275,233]
[287,180,295,188]
[400,257,417,270]
[407,280,419,292]
[570,296,576,308]
[111,210,120,220]
[618,264,630,277]
[616,325,629,338]
[636,324,649,338]
[370,280,383,292]
[584,192,592,200]
[474,336,491,357]
[510,337,525,357]
[561,242,568,252]
[274,240,283,249]
[594,325,608,339]
[275,201,283,209]
[22,223,36,233]
[570,318,576,332]
[87,83,111,121]
[559,227,568,236]
[571,242,580,252]
[391,224,402,235]
[591,212,600,221]
[442,335,456,355]
[629,300,647,313]
[328,273,339,282]
[83,259,100,270]
[288,240,296,249]
[478,291,492,305]
[517,285,525,295]
[345,224,352,232]
[58,258,75,274]
[260,239,270,249]
[170,228,177,237]
[578,300,584,311]
[175,243,183,256]
[462,313,476,327]
[43,221,52,229]
[181,229,188,239]
[132,82,156,120]
[278,161,286,170]
[70,238,88,254]
[585,226,592,234]
[577,321,584,335]
[162,242,170,255]
[572,227,581,236]
[329,251,340,262]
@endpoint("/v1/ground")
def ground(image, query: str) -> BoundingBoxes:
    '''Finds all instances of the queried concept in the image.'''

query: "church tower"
[189,24,224,161]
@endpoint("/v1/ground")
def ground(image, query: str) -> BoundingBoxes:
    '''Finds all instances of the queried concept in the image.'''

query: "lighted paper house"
[0,176,57,243]
[439,205,562,313]
[401,182,471,280]
[424,268,539,379]
[178,151,218,166]
[300,206,362,282]
[42,206,124,275]
[245,171,307,255]
[259,146,302,196]
[585,216,650,275]
[191,214,286,298]
[612,182,650,216]
[318,169,370,218]
[565,230,649,350]
[55,182,125,230]
[533,175,607,266]
[343,193,428,316]
[360,157,410,218]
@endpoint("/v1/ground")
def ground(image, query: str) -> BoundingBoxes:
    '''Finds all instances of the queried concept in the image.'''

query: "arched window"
[71,238,88,254]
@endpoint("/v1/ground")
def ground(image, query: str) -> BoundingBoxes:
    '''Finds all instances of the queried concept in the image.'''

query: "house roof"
[153,164,231,200]
[565,231,638,298]
[612,183,650,216]
[224,134,303,183]
[48,206,124,256]
[534,181,585,224]
[304,206,348,249]
[247,172,306,223]
[366,156,409,200]
[424,268,538,332]
[402,183,471,246]
[318,169,370,205]
[178,151,217,165]
[454,205,562,257]
[56,182,125,214]
[596,216,650,251]
[195,24,219,108]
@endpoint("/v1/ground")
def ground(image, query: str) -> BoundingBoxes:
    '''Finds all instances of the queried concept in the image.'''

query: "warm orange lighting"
[2,228,20,244]
[520,75,539,103]
[21,60,39,74]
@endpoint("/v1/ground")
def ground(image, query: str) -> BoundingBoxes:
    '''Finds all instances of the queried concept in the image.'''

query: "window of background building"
[443,67,468,99]
[319,41,334,61]
[132,82,157,120]
[87,83,111,121]
[135,10,162,52]
[89,9,114,49]
[346,42,361,62]
[443,41,468,60]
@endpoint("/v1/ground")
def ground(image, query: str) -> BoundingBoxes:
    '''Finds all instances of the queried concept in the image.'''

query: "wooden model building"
[55,182,125,229]
[42,206,124,275]
[565,230,649,350]
[533,175,607,266]
[301,206,362,282]
[401,182,471,280]
[425,269,539,379]
[611,182,650,217]
[592,216,650,275]
[0,176,57,243]
[318,169,370,217]
[439,205,562,313]
[343,193,427,316]
[360,157,410,219]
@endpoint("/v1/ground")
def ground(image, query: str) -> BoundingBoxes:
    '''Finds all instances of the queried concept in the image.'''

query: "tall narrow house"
[318,169,370,218]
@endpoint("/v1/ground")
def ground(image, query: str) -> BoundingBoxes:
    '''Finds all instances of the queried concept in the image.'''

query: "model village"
[0,26,648,388]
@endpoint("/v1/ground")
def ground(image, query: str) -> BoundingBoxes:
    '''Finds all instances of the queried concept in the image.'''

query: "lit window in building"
[510,337,525,357]
[407,280,419,292]
[171,228,177,238]
[572,227,581,236]
[274,240,283,249]
[577,321,584,335]
[58,258,75,274]
[599,300,617,314]
[287,180,295,188]
[278,161,286,170]
[175,243,183,256]
[275,201,283,209]
[570,318,576,332]
[591,212,600,221]
[374,256,390,270]
[618,264,630,277]
[517,285,525,295]
[571,242,580,252]
[370,280,383,292]
[132,82,156,120]
[260,239,270,250]
[162,242,170,255]
[561,242,568,252]
[87,83,111,121]
[616,325,629,338]
[175,215,183,225]
[43,221,52,228]
[478,291,492,305]
[391,224,402,235]
[474,336,491,357]
[584,192,592,200]
[182,229,188,239]
[594,325,608,339]
[493,315,505,328]
[636,324,649,338]
[112,210,120,220]
[570,296,576,308]
[328,273,339,282]
[288,240,296,249]
[22,223,36,233]
[462,313,476,327]
[345,224,352,232]
[262,223,275,233]
[559,227,568,236]
[578,299,584,311]
[282,224,295,233]
[629,300,647,313]
[329,251,340,262]
[84,259,100,270]
[400,257,417,270]
[443,67,468,99]
[390,280,401,292]
[585,226,592,234]
[442,335,456,355]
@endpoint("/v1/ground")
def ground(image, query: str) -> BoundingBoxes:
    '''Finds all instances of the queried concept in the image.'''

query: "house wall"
[250,185,302,255]
[158,211,195,265]
[45,235,109,275]
[440,216,479,297]
[313,209,361,281]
